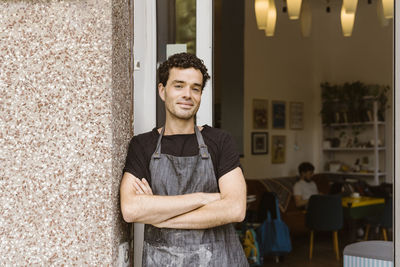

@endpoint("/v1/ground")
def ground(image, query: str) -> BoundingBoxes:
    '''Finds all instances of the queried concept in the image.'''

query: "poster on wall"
[272,101,286,129]
[271,135,286,164]
[253,99,268,129]
[289,101,304,130]
[251,132,268,154]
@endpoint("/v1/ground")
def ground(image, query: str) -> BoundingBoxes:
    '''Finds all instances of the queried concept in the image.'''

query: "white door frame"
[133,1,157,266]
[132,1,213,266]
[394,2,399,263]
[196,0,213,126]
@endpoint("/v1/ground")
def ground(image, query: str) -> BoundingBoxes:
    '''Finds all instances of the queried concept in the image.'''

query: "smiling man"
[120,53,248,266]
[293,162,319,208]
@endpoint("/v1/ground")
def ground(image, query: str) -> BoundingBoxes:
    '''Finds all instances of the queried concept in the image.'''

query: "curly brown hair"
[157,53,210,90]
[298,162,315,175]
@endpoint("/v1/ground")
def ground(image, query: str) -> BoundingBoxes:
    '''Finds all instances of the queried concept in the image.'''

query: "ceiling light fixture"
[341,5,355,37]
[343,0,358,14]
[255,0,269,29]
[377,0,390,27]
[287,0,302,20]
[300,0,312,37]
[381,0,393,19]
[265,0,277,37]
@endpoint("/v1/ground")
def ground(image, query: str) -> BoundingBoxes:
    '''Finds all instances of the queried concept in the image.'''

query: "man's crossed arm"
[120,167,247,229]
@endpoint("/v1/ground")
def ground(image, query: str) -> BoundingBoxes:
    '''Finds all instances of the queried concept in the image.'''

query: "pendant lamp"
[377,0,389,27]
[341,5,355,37]
[265,0,277,37]
[381,0,393,19]
[343,0,358,14]
[255,0,269,29]
[287,0,302,20]
[300,0,312,37]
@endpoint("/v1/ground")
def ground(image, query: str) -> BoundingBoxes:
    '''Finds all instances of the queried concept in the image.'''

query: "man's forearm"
[295,198,308,208]
[121,192,220,224]
[153,167,247,230]
[153,197,246,230]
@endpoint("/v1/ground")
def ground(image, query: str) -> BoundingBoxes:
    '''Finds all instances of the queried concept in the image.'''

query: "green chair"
[364,197,392,241]
[306,194,343,261]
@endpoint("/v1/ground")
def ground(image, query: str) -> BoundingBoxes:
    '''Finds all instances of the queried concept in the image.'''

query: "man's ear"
[158,83,165,102]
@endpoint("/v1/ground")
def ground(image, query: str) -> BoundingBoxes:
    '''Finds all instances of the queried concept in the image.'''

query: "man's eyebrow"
[172,80,202,87]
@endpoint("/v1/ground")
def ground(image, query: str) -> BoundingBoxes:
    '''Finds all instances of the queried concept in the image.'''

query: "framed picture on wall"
[251,132,268,154]
[253,99,268,129]
[272,101,286,129]
[289,101,304,130]
[271,135,286,164]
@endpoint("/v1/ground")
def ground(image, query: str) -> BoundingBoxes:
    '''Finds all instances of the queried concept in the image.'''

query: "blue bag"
[258,197,292,256]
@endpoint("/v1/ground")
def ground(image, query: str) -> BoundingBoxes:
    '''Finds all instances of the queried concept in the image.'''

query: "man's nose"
[182,86,192,98]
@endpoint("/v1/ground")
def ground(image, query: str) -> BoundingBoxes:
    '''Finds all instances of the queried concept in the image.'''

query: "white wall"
[243,0,393,180]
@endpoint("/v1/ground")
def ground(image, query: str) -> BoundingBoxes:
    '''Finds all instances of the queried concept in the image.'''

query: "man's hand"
[294,195,308,208]
[132,178,153,195]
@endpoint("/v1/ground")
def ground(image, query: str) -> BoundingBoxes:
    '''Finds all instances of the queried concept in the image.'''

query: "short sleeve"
[123,137,149,180]
[217,132,241,179]
[293,182,302,196]
[312,181,319,195]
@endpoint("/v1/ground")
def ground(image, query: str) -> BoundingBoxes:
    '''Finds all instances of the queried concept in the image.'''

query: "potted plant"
[321,81,390,123]
[367,84,390,121]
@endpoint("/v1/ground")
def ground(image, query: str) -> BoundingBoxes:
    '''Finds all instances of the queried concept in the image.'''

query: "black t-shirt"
[123,125,241,184]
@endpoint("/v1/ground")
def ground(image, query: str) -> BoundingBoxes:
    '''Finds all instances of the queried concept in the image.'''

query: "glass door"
[156,0,197,127]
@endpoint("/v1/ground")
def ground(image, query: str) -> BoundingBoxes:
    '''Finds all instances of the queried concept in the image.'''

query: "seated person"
[293,162,319,208]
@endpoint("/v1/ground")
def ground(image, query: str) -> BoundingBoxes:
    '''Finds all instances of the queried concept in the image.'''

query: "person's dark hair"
[157,53,210,90]
[298,162,315,175]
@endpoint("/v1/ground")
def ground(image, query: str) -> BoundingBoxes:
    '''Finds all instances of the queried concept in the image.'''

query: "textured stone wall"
[0,0,132,265]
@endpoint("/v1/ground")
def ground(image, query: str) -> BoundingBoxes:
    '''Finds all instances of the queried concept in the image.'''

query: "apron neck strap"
[153,127,165,159]
[195,126,209,159]
[153,126,209,159]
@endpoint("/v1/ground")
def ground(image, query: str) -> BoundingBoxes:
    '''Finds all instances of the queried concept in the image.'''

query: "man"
[293,162,319,208]
[120,53,248,266]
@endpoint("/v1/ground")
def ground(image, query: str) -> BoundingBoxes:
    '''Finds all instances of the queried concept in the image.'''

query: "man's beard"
[305,178,312,183]
[166,100,200,120]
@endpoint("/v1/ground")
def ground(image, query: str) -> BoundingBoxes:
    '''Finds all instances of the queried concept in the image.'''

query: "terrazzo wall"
[1,0,133,265]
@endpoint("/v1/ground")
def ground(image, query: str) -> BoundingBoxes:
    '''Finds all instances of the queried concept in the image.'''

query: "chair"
[364,197,392,241]
[306,194,343,260]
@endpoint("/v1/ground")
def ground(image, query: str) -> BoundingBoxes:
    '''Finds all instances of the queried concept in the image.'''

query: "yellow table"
[342,196,385,208]
[342,196,385,219]
[342,196,385,241]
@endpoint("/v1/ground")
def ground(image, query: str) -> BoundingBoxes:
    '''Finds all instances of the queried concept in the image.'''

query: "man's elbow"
[232,201,246,222]
[121,202,138,223]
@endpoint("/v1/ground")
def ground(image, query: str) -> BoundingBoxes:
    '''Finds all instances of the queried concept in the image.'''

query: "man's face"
[158,67,203,121]
[303,170,314,182]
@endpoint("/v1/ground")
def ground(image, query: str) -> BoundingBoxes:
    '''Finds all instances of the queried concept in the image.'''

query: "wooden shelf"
[322,100,386,186]
[323,172,386,177]
[323,121,385,127]
[323,147,386,152]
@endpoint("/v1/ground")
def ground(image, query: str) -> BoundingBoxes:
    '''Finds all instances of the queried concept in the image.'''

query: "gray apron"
[142,127,249,267]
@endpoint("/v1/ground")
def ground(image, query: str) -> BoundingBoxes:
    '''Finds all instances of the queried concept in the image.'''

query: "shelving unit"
[323,147,385,152]
[322,101,385,185]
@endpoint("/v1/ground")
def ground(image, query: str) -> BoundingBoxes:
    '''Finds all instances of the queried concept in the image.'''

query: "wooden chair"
[306,194,343,261]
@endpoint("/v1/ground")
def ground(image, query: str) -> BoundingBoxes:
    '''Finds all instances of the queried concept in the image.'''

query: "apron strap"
[153,126,210,159]
[194,126,209,159]
[153,127,164,159]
